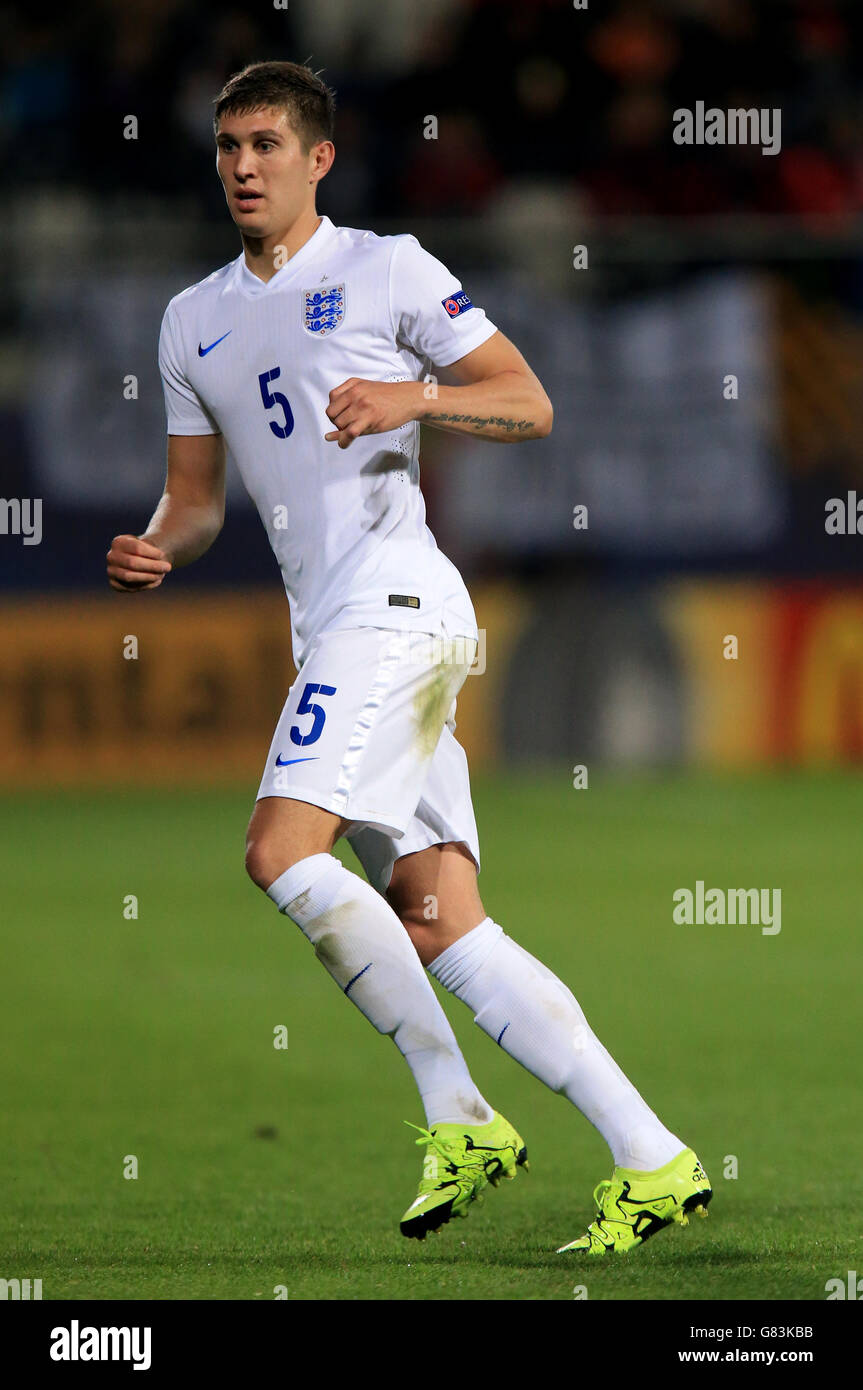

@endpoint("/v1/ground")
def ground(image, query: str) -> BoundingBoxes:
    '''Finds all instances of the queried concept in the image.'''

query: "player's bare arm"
[106,432,226,590]
[324,330,552,448]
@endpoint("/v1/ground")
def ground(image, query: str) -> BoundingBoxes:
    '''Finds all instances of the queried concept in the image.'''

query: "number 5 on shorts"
[290,683,337,747]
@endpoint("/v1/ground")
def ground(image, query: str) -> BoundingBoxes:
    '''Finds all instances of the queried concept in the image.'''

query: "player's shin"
[265,853,492,1127]
[428,917,683,1171]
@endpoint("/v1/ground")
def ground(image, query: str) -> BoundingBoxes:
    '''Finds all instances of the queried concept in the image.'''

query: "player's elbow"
[533,391,553,439]
[211,501,226,538]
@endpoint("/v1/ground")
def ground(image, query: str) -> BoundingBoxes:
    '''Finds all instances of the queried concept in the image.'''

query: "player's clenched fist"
[106,535,172,591]
[324,377,422,448]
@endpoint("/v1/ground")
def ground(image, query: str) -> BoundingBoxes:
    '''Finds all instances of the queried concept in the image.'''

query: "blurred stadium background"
[2,0,863,1306]
[2,0,863,785]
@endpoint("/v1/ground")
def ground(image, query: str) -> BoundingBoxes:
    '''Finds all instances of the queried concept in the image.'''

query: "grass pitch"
[0,771,858,1301]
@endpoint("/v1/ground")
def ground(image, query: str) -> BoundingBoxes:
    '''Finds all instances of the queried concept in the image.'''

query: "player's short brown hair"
[213,60,336,151]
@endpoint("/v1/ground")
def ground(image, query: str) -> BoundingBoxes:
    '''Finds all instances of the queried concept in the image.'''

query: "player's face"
[215,107,316,236]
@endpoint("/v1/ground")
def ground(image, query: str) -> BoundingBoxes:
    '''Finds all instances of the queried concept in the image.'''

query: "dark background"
[2,0,862,592]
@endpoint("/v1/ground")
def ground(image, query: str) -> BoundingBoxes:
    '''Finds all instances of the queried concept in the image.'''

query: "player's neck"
[240,208,323,284]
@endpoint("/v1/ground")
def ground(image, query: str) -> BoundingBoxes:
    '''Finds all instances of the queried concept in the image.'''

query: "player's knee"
[397,904,430,932]
[246,829,337,891]
[245,833,286,892]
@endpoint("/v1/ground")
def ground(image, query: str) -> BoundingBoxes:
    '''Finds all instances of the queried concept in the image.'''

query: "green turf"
[0,770,858,1300]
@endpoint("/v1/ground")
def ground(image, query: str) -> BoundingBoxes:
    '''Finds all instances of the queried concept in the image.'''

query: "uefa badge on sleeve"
[303,284,346,336]
[441,289,474,318]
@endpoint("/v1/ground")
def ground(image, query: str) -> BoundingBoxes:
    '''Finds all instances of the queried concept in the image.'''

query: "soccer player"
[106,60,711,1253]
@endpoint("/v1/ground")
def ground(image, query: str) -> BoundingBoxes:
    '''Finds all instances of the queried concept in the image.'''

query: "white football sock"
[428,917,684,1171]
[266,853,493,1128]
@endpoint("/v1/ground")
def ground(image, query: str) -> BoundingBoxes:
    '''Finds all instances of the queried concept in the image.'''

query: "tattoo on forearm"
[425,412,535,433]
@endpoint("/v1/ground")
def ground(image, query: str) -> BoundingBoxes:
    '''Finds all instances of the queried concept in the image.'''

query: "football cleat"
[557,1147,712,1255]
[400,1110,528,1240]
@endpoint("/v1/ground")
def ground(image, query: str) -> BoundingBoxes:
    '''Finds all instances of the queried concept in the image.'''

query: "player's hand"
[106,535,172,591]
[324,378,423,449]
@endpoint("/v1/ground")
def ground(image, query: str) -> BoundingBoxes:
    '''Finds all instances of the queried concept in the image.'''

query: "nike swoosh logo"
[198,331,232,356]
[275,755,320,767]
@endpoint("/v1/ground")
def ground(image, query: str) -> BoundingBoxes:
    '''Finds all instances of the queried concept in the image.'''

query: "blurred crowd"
[2,0,863,221]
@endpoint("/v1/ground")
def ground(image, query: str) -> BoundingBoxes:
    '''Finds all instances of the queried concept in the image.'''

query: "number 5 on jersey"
[290,683,337,746]
[259,367,294,439]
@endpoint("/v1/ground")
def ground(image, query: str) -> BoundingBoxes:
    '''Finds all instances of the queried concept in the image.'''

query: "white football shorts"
[255,620,481,893]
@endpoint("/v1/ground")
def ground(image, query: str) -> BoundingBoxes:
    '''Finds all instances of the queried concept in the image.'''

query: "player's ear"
[310,140,335,183]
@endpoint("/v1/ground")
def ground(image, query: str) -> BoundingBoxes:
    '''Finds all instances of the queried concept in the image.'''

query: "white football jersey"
[158,215,498,664]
